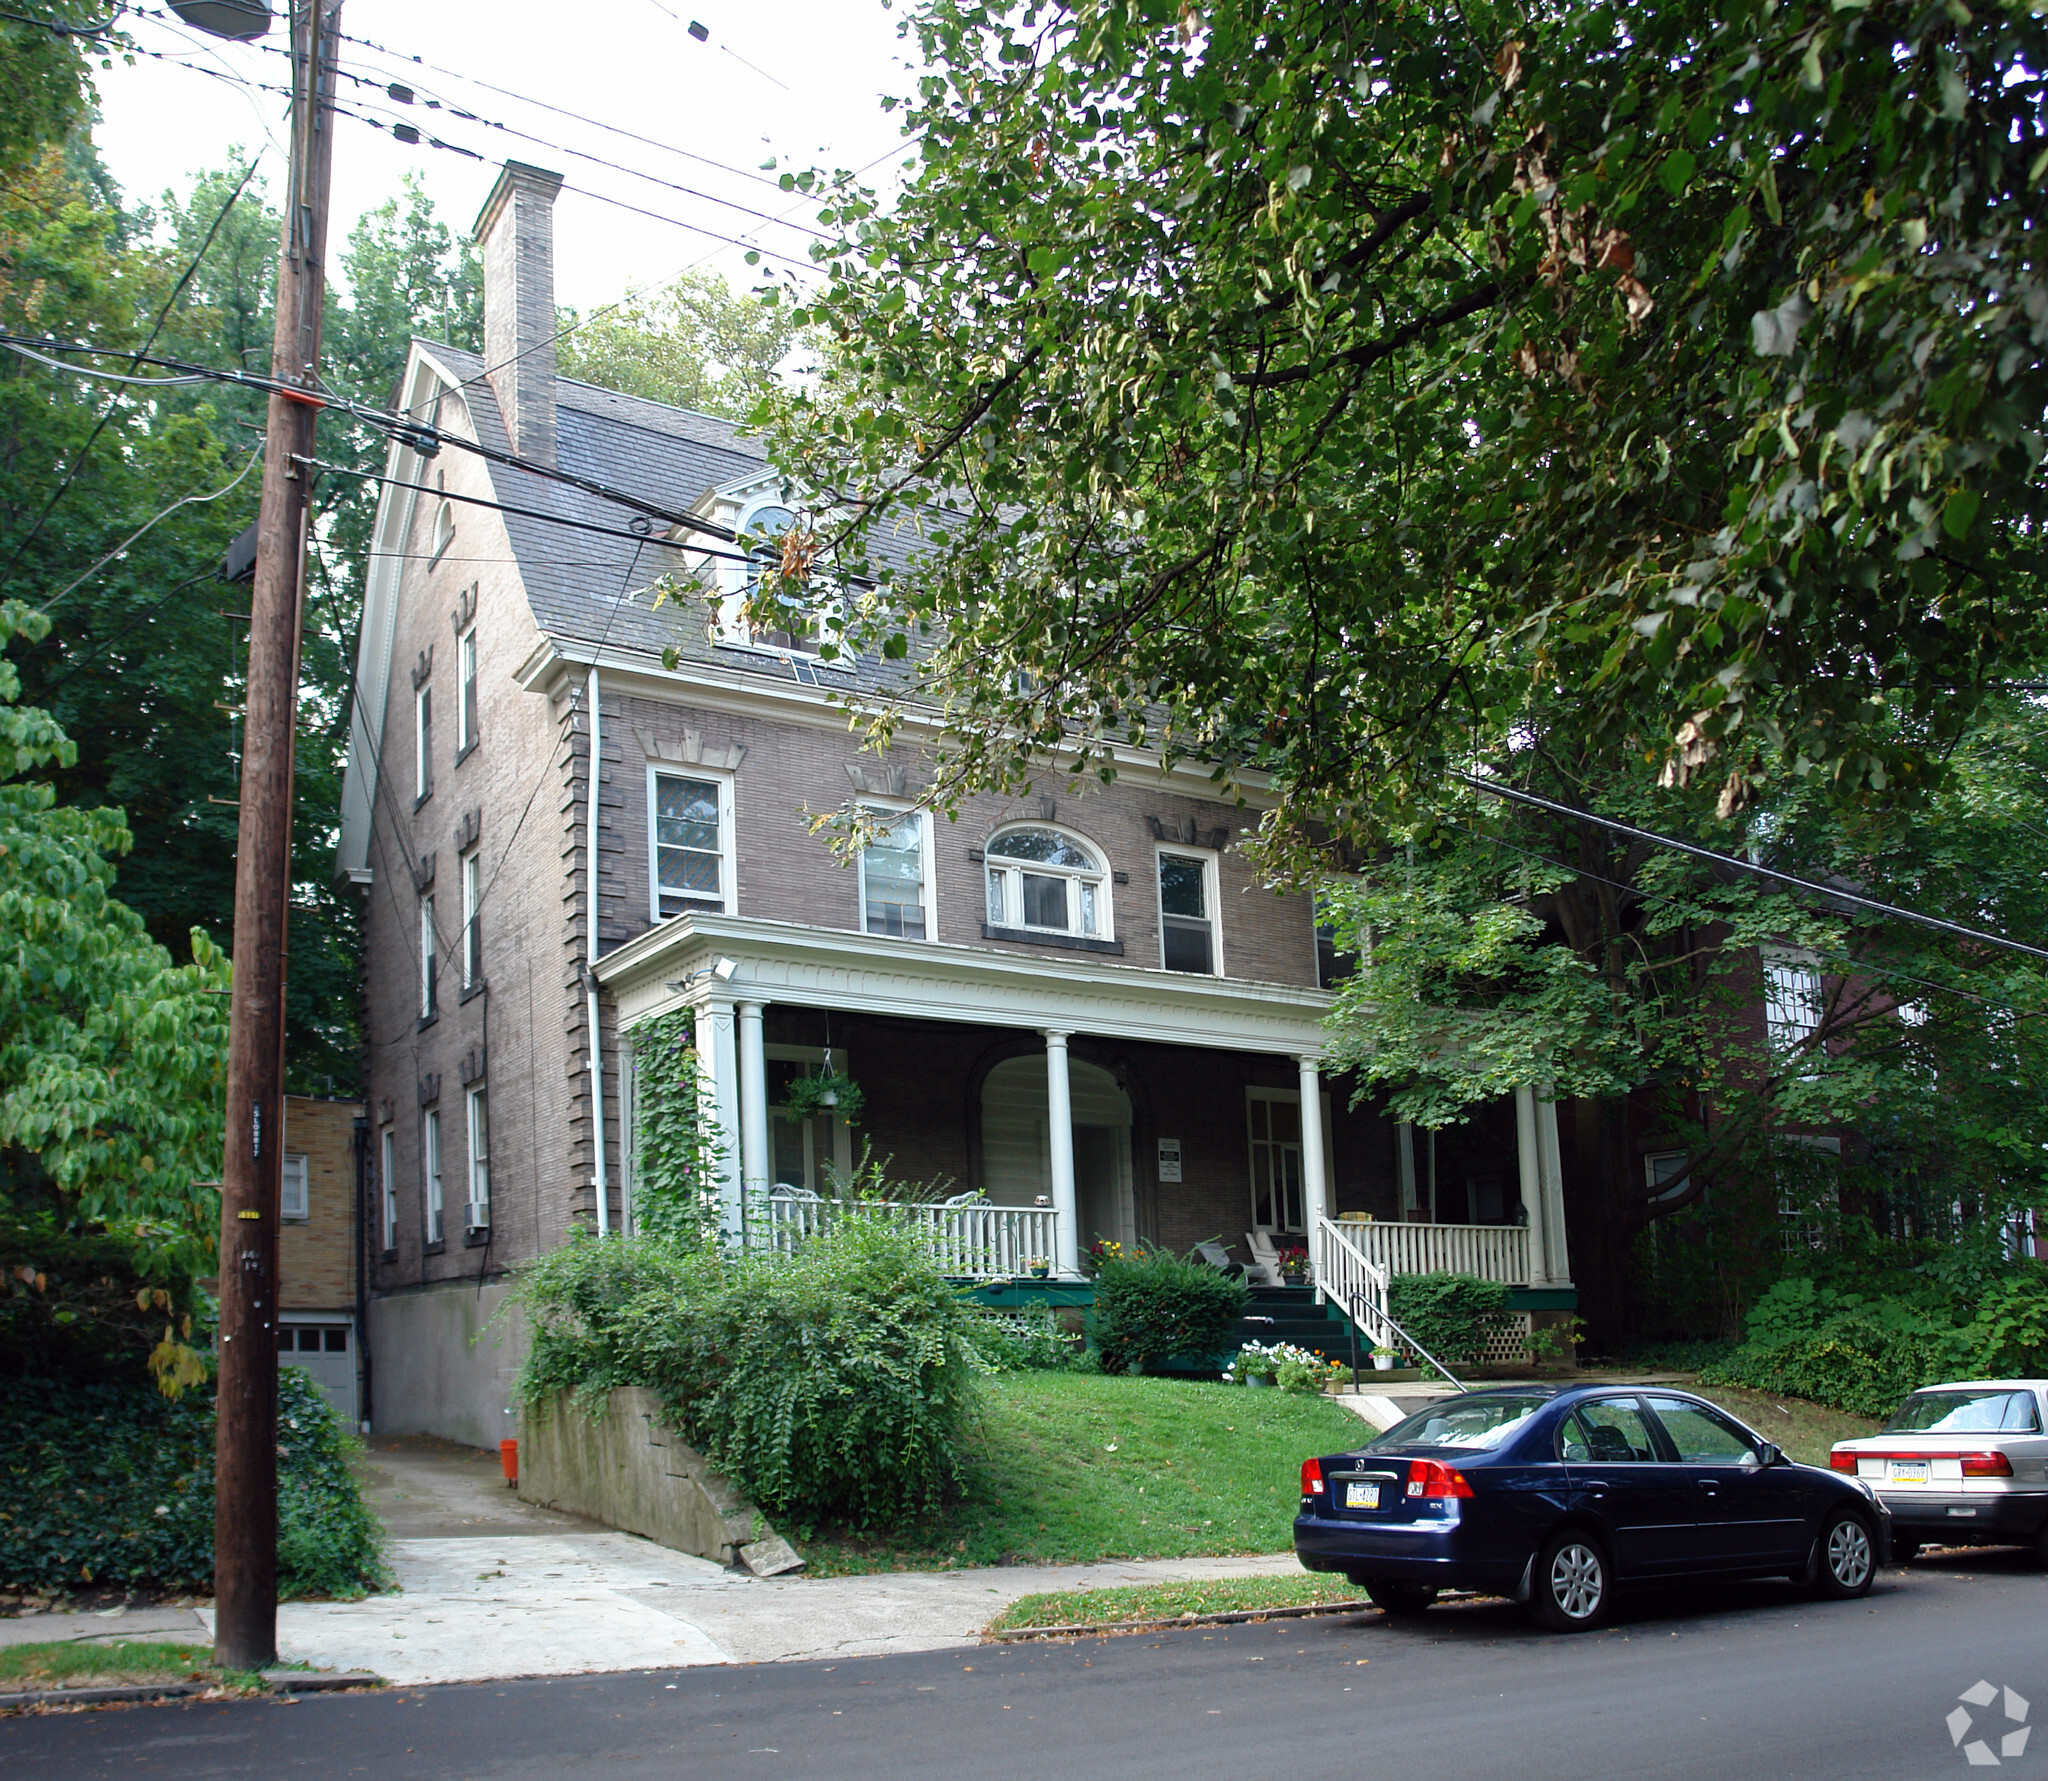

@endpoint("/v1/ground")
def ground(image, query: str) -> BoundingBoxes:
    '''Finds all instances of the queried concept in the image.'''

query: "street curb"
[0,1671,383,1712]
[987,1598,1375,1641]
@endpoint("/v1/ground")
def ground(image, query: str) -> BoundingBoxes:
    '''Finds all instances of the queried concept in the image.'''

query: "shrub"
[1089,1244,1248,1372]
[1388,1271,1512,1367]
[971,1304,1075,1371]
[0,1218,211,1396]
[0,1369,385,1597]
[513,1218,988,1531]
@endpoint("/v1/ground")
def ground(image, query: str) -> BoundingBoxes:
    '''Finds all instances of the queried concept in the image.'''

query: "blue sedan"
[1294,1385,1890,1631]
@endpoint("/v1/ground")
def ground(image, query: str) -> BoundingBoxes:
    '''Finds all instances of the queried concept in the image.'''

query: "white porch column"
[1514,1085,1553,1287]
[1043,1029,1080,1278]
[736,999,770,1202]
[1296,1054,1330,1241]
[1536,1092,1571,1286]
[1396,1122,1419,1219]
[694,994,743,1244]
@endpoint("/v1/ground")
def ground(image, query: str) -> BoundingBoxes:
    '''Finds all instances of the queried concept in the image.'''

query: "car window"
[1884,1389,2043,1435]
[1371,1393,1553,1451]
[1559,1399,1657,1464]
[1646,1397,1762,1465]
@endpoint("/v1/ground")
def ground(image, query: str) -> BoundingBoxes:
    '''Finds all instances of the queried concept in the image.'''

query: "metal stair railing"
[1314,1216,1465,1391]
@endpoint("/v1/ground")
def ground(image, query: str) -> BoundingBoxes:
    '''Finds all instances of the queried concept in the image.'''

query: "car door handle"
[1580,1479,1611,1495]
[1696,1479,1721,1496]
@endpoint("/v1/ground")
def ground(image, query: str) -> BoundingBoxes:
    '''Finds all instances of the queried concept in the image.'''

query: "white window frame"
[647,763,736,923]
[422,1107,443,1245]
[856,801,936,941]
[413,681,432,802]
[429,470,454,567]
[460,850,481,991]
[1244,1086,1334,1237]
[419,894,437,1020]
[711,493,846,662]
[1155,845,1223,976]
[1763,948,1824,1055]
[457,623,479,753]
[983,824,1114,942]
[465,1086,490,1231]
[281,1152,309,1222]
[380,1127,397,1251]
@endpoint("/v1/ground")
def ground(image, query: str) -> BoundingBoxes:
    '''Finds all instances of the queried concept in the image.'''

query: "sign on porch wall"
[1157,1138,1182,1183]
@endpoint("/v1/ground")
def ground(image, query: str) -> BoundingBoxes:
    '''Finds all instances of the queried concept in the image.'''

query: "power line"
[1453,771,2048,966]
[38,442,264,613]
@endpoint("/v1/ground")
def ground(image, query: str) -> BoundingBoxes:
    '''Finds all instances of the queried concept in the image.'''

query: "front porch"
[596,913,1574,1304]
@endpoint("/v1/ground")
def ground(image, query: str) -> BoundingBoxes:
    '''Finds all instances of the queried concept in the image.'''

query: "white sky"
[91,0,922,314]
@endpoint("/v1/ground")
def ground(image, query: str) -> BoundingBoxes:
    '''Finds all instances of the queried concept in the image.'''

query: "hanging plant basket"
[781,1072,864,1123]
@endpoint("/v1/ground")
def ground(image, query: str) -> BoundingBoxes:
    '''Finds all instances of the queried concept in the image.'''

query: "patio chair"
[1242,1229,1288,1288]
[1194,1240,1252,1281]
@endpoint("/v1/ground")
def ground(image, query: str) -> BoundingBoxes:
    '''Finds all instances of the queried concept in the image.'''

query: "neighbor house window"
[1763,950,1824,1055]
[1157,850,1218,974]
[465,1087,490,1232]
[280,1152,309,1222]
[461,850,482,990]
[457,625,479,753]
[859,807,928,939]
[984,826,1110,939]
[1644,1150,1691,1205]
[422,1108,443,1245]
[419,895,437,1021]
[380,1128,397,1251]
[414,682,432,802]
[1316,922,1358,989]
[650,769,732,920]
[429,471,454,566]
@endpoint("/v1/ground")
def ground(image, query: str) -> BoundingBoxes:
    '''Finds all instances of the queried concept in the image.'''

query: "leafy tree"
[759,0,2048,835]
[559,268,806,418]
[0,3,100,184]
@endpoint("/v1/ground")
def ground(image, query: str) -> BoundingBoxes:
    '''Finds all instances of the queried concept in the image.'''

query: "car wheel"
[1810,1511,1876,1599]
[1892,1538,1921,1564]
[1363,1578,1439,1617]
[1528,1531,1612,1633]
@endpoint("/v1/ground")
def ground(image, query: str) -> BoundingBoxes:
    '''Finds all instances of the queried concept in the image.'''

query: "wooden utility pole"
[213,0,341,1673]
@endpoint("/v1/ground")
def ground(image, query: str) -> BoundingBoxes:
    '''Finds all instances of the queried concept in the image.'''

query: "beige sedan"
[1830,1380,2048,1561]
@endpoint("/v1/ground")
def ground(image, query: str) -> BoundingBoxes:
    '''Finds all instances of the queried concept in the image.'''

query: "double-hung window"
[380,1127,397,1251]
[422,1108,443,1245]
[465,1087,490,1232]
[419,895,438,1021]
[1763,949,1824,1056]
[461,851,482,991]
[1157,851,1219,974]
[457,625,479,754]
[859,806,929,939]
[984,826,1110,940]
[280,1153,309,1222]
[414,682,432,803]
[650,770,731,919]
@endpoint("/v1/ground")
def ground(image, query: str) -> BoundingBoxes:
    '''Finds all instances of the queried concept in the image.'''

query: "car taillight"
[1405,1458,1474,1500]
[1301,1456,1325,1496]
[1961,1452,2015,1478]
[1829,1448,1858,1473]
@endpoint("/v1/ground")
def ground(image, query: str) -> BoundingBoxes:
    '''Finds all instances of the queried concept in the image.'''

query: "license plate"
[1888,1459,1931,1484]
[1345,1481,1380,1510]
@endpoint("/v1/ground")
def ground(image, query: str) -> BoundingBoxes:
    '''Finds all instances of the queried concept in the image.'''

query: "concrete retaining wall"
[520,1386,803,1576]
[365,1280,525,1449]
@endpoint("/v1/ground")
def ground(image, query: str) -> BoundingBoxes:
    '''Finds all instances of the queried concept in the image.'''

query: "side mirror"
[1757,1442,1785,1468]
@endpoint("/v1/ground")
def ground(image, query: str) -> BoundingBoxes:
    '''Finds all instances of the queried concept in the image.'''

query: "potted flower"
[1026,1256,1052,1280]
[1370,1345,1400,1372]
[781,1069,865,1124]
[1223,1342,1282,1388]
[1276,1245,1309,1286]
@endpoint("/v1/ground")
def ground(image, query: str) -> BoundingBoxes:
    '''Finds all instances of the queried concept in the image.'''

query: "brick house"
[277,1094,364,1427]
[336,163,1577,1445]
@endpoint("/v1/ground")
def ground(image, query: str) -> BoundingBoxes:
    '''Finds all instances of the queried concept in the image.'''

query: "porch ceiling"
[594,913,1334,1055]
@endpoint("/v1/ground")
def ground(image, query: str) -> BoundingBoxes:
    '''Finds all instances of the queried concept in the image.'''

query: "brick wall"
[279,1095,361,1311]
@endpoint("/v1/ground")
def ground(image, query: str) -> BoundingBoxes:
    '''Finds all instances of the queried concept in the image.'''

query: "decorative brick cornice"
[411,645,434,690]
[450,582,478,634]
[461,1045,488,1086]
[453,808,480,853]
[417,1072,441,1106]
[411,852,436,894]
[1146,814,1231,851]
[634,724,745,771]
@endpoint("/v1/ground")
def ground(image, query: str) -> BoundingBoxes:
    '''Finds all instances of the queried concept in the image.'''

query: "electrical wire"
[1453,771,2048,966]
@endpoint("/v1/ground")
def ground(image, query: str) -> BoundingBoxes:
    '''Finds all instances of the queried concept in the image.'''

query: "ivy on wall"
[631,1011,727,1246]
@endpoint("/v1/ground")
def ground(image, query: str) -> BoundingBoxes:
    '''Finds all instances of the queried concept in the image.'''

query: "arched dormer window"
[984,825,1111,940]
[710,495,838,658]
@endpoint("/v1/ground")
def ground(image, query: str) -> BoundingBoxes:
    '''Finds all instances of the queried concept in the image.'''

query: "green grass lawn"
[797,1373,1366,1576]
[0,1640,218,1693]
[1683,1381,1880,1466]
[988,1573,1366,1634]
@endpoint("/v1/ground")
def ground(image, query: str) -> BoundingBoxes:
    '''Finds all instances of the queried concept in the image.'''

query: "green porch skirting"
[1507,1286,1579,1312]
[963,1281,1577,1314]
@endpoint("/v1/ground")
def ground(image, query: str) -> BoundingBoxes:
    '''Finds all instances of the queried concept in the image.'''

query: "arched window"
[984,826,1111,939]
[715,498,834,656]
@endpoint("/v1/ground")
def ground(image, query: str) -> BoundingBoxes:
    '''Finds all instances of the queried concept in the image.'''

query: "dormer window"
[706,493,843,660]
[984,826,1111,940]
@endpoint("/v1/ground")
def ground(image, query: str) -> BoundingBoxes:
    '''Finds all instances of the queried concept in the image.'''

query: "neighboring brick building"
[277,1094,363,1427]
[336,163,1577,1444]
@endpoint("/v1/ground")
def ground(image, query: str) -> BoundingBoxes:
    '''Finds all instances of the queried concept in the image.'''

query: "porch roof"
[594,912,1335,1056]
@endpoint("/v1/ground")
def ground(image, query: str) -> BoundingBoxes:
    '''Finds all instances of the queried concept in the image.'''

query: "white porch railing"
[1333,1218,1530,1285]
[1313,1216,1466,1388]
[764,1193,1059,1280]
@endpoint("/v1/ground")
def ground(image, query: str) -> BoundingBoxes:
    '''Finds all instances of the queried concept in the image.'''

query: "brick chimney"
[474,161,564,466]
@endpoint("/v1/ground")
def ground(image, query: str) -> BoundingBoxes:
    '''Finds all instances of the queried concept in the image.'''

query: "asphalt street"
[8,1549,2044,1780]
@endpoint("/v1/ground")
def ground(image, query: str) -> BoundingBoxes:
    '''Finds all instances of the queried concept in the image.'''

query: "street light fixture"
[167,0,272,37]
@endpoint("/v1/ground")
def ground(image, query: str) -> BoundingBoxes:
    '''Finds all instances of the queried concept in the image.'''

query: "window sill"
[422,1239,446,1256]
[380,1247,398,1262]
[657,901,726,924]
[413,788,433,812]
[459,980,488,1005]
[454,740,478,768]
[416,1013,439,1033]
[980,923,1125,957]
[463,1226,492,1248]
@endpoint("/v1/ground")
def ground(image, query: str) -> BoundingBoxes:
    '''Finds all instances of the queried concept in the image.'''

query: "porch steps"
[1231,1286,1370,1367]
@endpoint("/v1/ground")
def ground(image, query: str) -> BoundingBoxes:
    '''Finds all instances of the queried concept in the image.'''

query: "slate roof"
[426,340,930,695]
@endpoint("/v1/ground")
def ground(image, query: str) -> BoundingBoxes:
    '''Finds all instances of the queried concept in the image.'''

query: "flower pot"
[1372,1354,1396,1372]
[1247,1375,1275,1388]
[1030,1267,1050,1280]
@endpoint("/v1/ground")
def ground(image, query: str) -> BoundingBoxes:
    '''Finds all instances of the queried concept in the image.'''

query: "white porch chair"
[1243,1228,1288,1288]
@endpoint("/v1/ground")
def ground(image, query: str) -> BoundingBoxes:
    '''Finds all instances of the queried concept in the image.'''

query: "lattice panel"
[1479,1313,1533,1366]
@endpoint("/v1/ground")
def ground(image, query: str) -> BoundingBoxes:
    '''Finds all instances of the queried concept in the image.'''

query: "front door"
[1645,1396,1809,1568]
[1560,1396,1702,1579]
[1073,1124,1132,1252]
